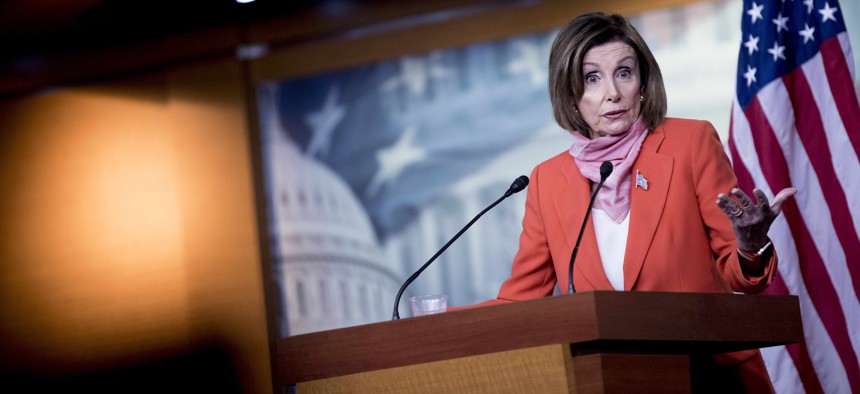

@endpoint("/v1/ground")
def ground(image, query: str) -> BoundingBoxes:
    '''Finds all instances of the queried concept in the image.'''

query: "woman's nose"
[606,82,620,102]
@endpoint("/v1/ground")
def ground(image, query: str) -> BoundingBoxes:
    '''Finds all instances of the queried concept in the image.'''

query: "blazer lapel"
[624,127,673,290]
[552,155,614,291]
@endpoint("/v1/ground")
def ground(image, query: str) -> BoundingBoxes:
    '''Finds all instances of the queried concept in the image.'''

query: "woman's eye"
[617,69,631,79]
[585,74,599,84]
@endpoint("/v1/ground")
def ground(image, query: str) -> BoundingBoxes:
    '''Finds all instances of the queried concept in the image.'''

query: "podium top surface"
[277,291,802,385]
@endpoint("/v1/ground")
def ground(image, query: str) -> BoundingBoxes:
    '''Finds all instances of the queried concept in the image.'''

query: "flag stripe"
[767,212,853,394]
[805,43,860,242]
[761,345,808,394]
[837,33,856,82]
[784,65,860,301]
[729,141,822,394]
[729,109,851,393]
[821,36,860,160]
[754,79,860,359]
[769,277,825,394]
[728,137,756,195]
[743,97,860,393]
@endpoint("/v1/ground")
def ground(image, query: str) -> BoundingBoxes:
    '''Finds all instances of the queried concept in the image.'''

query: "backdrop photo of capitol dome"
[255,0,860,337]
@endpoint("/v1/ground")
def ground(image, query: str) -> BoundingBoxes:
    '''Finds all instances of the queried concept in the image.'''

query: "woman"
[470,12,797,392]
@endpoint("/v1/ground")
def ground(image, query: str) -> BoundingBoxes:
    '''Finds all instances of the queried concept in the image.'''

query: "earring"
[639,95,644,102]
[574,107,579,114]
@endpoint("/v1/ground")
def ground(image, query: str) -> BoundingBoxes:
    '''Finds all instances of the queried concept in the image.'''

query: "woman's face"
[576,41,642,137]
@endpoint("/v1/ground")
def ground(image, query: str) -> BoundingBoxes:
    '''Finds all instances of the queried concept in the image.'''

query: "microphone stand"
[391,176,528,320]
[568,161,613,294]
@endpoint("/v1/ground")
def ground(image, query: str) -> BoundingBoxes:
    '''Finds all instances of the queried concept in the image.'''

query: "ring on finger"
[730,205,743,217]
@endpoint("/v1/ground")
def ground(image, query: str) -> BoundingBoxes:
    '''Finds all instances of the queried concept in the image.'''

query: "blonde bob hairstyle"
[549,12,667,136]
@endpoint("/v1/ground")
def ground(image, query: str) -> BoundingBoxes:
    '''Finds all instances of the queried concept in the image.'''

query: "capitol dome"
[259,85,402,336]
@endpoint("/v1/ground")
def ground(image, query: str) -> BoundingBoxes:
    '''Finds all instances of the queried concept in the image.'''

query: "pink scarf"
[568,117,649,223]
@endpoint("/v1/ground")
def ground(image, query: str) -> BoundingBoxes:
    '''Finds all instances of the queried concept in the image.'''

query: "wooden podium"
[277,291,802,393]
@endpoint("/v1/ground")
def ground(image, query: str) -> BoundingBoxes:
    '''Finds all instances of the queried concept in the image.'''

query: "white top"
[592,208,630,291]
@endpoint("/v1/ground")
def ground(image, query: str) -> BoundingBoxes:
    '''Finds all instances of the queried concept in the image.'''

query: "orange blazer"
[489,118,777,301]
[470,118,778,392]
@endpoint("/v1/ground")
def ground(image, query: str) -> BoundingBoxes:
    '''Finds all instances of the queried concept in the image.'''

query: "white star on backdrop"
[744,65,757,87]
[747,2,765,23]
[365,125,427,197]
[800,23,816,44]
[507,40,546,88]
[803,0,814,14]
[772,13,790,33]
[304,86,346,158]
[380,57,453,96]
[819,2,839,23]
[768,42,787,62]
[745,34,760,55]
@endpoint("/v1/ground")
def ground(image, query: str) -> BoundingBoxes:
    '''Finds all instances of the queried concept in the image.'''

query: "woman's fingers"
[732,188,755,210]
[717,187,797,252]
[717,187,797,224]
[752,188,769,209]
[716,193,741,220]
[770,187,798,215]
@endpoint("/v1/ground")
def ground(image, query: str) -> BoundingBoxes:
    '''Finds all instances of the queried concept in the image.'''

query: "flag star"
[747,2,765,23]
[365,126,427,197]
[772,13,790,33]
[803,0,814,14]
[744,35,760,55]
[799,23,816,44]
[744,65,757,87]
[304,87,346,158]
[819,2,839,23]
[768,41,787,62]
[507,40,547,88]
[380,57,452,96]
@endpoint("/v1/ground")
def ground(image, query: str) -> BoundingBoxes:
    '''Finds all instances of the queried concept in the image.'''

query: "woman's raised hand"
[716,187,798,252]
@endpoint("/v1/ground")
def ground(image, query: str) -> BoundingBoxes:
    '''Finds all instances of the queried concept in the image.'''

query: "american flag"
[728,0,860,393]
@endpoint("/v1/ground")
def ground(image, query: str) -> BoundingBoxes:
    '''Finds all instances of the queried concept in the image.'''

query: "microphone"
[568,161,613,294]
[392,175,529,319]
[504,175,529,197]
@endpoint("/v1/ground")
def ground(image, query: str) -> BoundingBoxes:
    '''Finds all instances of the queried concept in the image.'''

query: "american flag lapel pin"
[635,170,648,191]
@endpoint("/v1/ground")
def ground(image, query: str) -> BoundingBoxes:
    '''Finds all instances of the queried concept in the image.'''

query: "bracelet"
[738,240,773,261]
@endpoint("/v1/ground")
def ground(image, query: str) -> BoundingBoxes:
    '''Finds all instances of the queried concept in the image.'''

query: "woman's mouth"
[602,109,627,120]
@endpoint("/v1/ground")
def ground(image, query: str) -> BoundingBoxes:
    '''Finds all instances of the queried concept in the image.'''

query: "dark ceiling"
[0,0,319,62]
[0,0,502,97]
